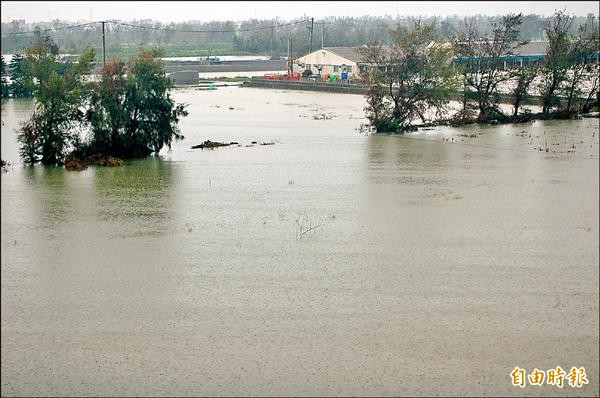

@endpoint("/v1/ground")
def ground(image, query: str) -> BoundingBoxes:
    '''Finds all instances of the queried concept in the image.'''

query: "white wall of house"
[294,49,358,77]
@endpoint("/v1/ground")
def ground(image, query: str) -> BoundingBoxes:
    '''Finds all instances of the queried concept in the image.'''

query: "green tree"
[510,63,539,117]
[0,56,9,97]
[86,49,187,158]
[539,10,573,114]
[16,117,42,165]
[454,14,524,122]
[562,16,599,114]
[358,20,457,132]
[9,53,34,97]
[17,32,96,166]
[362,69,392,131]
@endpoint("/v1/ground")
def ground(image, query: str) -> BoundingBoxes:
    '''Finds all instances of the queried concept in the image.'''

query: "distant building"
[295,42,599,78]
[293,47,364,78]
[453,41,600,68]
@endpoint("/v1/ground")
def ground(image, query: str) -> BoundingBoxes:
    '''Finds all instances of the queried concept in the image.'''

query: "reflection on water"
[1,88,598,396]
[1,98,35,164]
[93,158,177,237]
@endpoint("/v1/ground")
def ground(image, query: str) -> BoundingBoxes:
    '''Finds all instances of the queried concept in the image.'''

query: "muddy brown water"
[1,88,598,396]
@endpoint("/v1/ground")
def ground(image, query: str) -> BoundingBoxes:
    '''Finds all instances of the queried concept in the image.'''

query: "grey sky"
[1,1,598,23]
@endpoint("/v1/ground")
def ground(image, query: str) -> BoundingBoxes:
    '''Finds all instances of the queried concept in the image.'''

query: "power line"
[1,21,99,36]
[0,18,367,40]
[314,19,403,29]
[1,18,318,38]
[109,19,309,33]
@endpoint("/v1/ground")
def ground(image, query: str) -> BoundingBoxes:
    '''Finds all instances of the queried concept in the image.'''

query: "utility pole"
[271,19,274,59]
[101,21,106,67]
[309,17,314,54]
[290,36,293,75]
[321,22,324,49]
[287,35,291,76]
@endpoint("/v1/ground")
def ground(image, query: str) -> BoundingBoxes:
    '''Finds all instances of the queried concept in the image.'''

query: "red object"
[285,72,301,81]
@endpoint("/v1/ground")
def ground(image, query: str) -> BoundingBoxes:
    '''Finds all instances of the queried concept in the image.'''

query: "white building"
[293,47,364,78]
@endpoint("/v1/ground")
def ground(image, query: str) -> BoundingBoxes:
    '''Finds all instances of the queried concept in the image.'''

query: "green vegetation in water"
[14,31,188,167]
[191,140,238,149]
[360,11,599,134]
[190,140,275,149]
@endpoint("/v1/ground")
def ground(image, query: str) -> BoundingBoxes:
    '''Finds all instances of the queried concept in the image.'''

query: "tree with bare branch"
[358,20,457,132]
[453,14,524,122]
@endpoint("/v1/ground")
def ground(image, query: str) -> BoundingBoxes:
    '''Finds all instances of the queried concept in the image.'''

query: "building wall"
[294,50,358,77]
[169,71,199,86]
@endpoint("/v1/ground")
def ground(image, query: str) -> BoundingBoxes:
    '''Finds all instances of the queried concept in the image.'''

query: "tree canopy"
[16,35,188,167]
[359,20,458,132]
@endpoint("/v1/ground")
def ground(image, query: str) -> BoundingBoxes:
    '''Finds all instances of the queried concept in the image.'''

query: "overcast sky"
[1,1,598,23]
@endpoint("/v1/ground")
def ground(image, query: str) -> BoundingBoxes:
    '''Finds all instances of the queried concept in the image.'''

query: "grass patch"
[102,43,241,61]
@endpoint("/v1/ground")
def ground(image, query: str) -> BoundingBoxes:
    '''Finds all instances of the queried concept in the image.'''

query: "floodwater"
[1,87,598,397]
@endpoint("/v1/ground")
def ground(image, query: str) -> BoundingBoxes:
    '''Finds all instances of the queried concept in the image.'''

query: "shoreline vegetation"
[1,11,598,169]
[5,28,188,170]
[357,11,599,134]
[412,109,600,132]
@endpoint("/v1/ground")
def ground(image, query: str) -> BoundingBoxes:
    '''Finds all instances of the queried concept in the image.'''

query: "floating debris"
[1,159,12,173]
[456,133,478,138]
[191,140,275,149]
[191,140,236,149]
[312,113,335,120]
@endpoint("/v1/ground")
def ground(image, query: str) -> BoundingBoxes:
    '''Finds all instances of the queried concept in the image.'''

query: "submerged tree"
[0,56,9,98]
[359,20,457,132]
[85,49,188,158]
[362,69,392,131]
[563,16,600,114]
[581,65,599,113]
[9,53,34,98]
[17,117,42,165]
[453,14,524,122]
[510,63,539,118]
[16,31,96,165]
[539,10,574,115]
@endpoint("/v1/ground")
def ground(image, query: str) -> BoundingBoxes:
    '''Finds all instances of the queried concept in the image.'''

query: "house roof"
[300,41,551,65]
[512,41,548,56]
[322,47,363,63]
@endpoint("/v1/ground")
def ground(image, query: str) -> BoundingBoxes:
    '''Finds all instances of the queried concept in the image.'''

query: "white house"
[293,47,364,78]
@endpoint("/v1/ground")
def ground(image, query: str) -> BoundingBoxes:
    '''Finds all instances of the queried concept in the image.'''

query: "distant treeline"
[1,14,597,58]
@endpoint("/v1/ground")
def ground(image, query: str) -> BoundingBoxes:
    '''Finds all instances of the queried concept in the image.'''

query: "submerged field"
[1,87,598,396]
